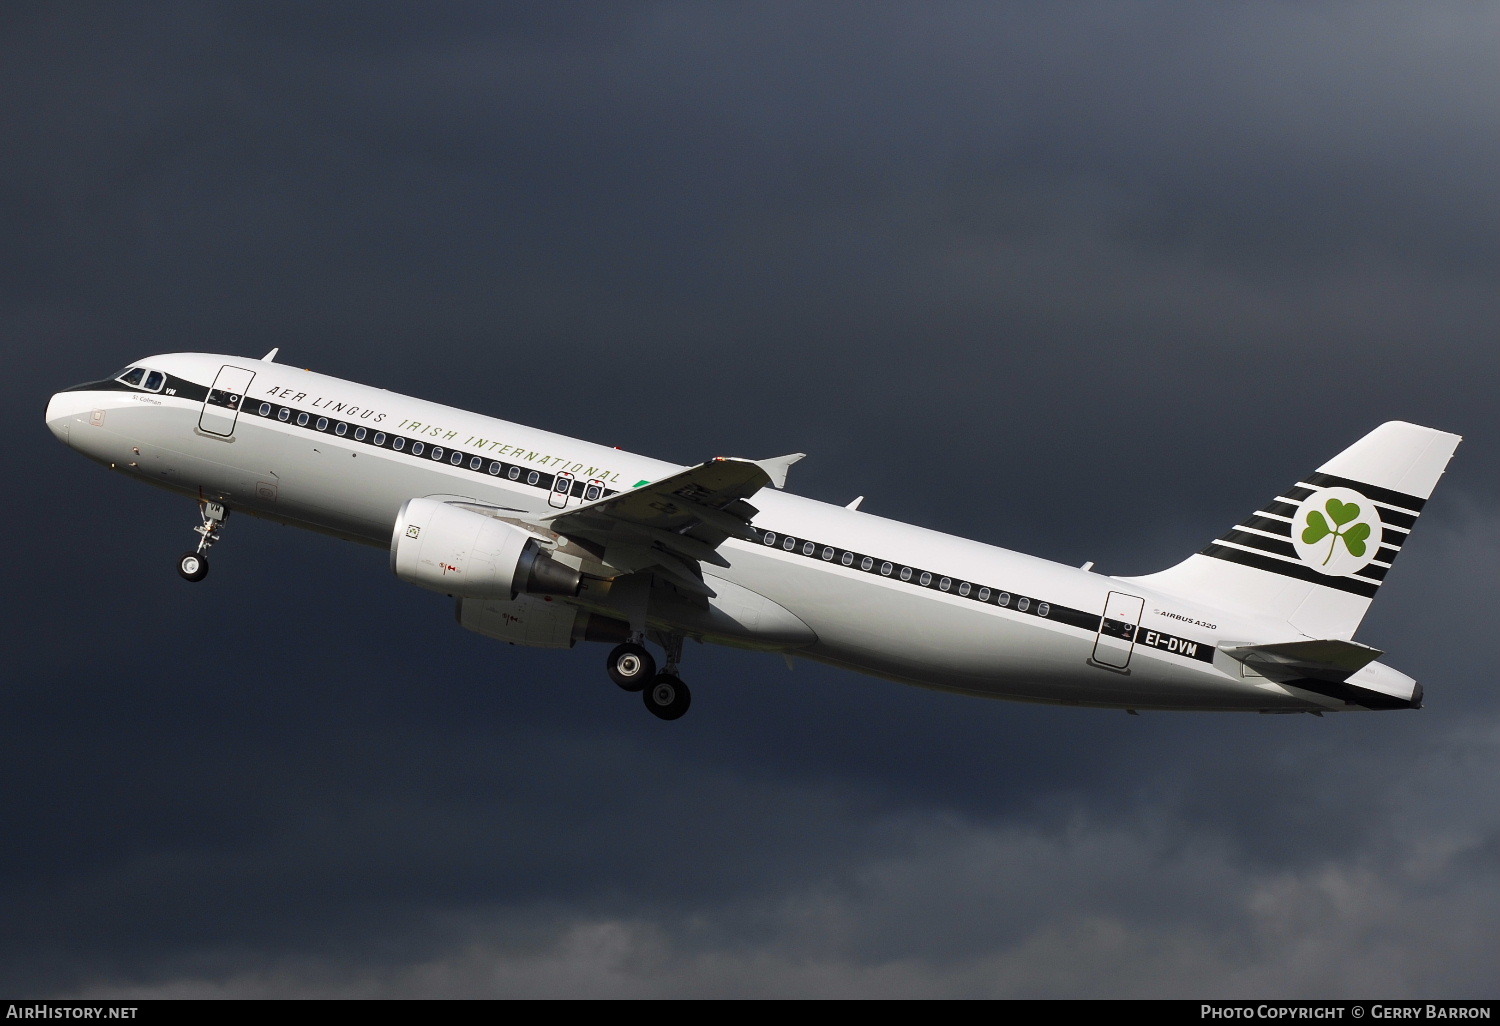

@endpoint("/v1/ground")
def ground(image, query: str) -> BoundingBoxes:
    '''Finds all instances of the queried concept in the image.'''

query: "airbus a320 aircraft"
[46,352,1460,721]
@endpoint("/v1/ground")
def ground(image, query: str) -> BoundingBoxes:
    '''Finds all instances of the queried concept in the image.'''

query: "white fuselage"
[45,353,1383,713]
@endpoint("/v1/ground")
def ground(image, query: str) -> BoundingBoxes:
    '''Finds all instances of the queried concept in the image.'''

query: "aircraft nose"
[46,390,78,444]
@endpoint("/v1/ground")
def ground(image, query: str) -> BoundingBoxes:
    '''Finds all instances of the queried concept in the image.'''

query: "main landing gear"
[178,500,228,582]
[607,635,691,721]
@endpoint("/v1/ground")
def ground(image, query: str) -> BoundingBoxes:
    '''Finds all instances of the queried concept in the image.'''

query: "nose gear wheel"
[178,500,229,582]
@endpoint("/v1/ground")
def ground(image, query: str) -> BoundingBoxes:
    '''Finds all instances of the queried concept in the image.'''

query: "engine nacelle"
[458,594,582,648]
[390,497,580,599]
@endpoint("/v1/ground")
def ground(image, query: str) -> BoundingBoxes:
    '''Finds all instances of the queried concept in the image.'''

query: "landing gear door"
[1092,591,1145,669]
[199,365,256,438]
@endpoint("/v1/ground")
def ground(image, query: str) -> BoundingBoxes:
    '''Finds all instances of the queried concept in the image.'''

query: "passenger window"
[259,403,272,416]
[526,471,540,485]
[958,582,971,597]
[429,445,442,460]
[782,536,796,551]
[392,437,405,451]
[411,441,424,456]
[470,456,482,470]
[802,542,815,556]
[488,462,501,476]
[335,422,348,436]
[296,413,309,427]
[860,557,874,571]
[920,572,932,586]
[276,408,289,421]
[316,417,328,431]
[939,577,951,592]
[1037,602,1050,617]
[354,427,367,441]
[821,547,834,561]
[899,567,912,581]
[998,592,1011,607]
[584,484,599,498]
[880,562,893,576]
[373,431,385,445]
[508,466,520,480]
[841,552,854,566]
[555,476,570,492]
[978,587,991,602]
[1017,597,1030,612]
[763,532,777,546]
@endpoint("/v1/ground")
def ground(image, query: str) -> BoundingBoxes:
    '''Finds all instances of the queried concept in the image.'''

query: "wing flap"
[544,454,801,588]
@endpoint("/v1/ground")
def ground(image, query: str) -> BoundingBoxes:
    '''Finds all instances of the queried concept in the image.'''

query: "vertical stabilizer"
[1120,422,1461,639]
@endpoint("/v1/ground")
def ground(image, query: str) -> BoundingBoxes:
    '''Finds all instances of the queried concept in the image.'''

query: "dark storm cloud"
[4,1,1497,998]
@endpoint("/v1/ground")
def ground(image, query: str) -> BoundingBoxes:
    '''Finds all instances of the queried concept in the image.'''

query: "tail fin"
[1121,421,1461,639]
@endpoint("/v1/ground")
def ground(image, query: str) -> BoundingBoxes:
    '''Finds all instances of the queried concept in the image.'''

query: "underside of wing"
[542,454,804,597]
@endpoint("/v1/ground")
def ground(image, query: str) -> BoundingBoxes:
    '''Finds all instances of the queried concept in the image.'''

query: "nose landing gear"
[178,501,228,582]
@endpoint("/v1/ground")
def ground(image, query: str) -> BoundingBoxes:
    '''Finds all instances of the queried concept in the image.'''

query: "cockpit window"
[113,366,165,392]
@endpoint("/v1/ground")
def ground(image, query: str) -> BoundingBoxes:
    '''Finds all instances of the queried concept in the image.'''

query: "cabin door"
[199,365,256,438]
[1092,591,1145,669]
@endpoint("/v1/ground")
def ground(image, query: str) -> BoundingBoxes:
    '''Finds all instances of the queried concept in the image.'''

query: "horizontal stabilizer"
[1221,639,1383,684]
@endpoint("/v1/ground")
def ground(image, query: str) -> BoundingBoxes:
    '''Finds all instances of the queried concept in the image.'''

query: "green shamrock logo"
[1302,498,1372,566]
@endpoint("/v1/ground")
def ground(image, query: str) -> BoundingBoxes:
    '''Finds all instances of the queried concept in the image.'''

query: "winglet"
[749,453,805,489]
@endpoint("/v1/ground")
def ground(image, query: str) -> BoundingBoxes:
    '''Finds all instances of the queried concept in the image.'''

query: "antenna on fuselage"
[261,348,279,362]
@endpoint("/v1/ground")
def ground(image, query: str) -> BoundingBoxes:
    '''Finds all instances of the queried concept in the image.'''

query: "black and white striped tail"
[1199,470,1426,600]
[1122,422,1460,640]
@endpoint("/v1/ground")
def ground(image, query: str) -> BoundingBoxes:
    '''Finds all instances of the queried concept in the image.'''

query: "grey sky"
[5,2,1497,998]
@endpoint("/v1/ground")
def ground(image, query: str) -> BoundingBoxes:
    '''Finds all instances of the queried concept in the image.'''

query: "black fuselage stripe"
[109,377,1224,669]
[64,374,208,403]
[749,527,1217,664]
[251,400,624,503]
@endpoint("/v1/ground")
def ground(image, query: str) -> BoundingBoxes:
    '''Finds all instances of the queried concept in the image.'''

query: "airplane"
[45,351,1460,721]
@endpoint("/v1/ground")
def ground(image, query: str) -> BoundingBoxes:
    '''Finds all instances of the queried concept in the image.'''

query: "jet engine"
[390,497,580,599]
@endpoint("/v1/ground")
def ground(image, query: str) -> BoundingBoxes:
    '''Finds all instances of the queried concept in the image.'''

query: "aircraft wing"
[542,454,804,596]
